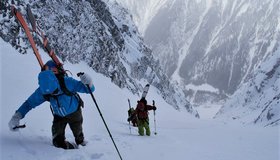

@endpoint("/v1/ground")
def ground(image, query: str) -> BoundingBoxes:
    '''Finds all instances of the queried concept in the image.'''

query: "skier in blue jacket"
[8,60,95,149]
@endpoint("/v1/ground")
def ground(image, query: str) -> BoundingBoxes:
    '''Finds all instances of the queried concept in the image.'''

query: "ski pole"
[153,100,157,135]
[77,72,123,160]
[127,99,132,134]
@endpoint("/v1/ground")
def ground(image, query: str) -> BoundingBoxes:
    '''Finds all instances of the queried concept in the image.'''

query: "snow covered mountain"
[215,50,280,127]
[112,0,169,35]
[1,38,279,160]
[116,0,280,106]
[0,0,198,117]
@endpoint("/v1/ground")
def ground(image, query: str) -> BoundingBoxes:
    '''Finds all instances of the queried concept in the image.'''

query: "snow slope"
[215,50,280,126]
[0,40,279,160]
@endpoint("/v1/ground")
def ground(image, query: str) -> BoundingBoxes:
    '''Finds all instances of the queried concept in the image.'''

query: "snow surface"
[1,39,279,160]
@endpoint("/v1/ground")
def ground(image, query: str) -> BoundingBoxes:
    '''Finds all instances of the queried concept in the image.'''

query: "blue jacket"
[17,71,95,118]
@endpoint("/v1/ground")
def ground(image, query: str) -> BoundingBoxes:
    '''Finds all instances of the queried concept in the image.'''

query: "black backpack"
[43,74,84,110]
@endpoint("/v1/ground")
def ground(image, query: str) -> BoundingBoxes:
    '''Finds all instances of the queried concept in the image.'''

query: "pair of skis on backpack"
[128,84,158,135]
[12,5,64,73]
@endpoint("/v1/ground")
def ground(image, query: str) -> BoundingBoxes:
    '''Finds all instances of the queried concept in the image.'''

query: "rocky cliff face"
[0,0,199,117]
[118,0,280,105]
[215,50,280,126]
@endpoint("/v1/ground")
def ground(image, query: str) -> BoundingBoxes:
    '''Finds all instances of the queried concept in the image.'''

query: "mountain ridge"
[117,0,280,106]
[0,0,198,117]
[215,50,280,126]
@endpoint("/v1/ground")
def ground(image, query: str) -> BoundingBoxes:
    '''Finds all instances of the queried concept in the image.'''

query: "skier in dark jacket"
[8,60,95,149]
[128,98,156,136]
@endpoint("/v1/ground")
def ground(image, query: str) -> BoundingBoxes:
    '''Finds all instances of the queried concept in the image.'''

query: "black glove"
[153,106,157,110]
[127,117,131,122]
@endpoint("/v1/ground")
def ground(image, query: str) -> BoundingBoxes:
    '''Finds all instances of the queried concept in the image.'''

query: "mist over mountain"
[117,0,280,106]
[115,0,280,125]
[0,0,198,117]
[112,0,169,36]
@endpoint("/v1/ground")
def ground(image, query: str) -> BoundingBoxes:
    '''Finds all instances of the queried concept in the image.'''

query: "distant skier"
[8,60,95,149]
[127,107,137,127]
[127,98,156,136]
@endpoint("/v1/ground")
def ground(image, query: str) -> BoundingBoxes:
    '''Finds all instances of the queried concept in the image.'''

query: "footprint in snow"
[90,153,104,159]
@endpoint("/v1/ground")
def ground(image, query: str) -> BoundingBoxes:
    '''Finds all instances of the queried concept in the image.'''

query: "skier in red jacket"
[128,98,156,136]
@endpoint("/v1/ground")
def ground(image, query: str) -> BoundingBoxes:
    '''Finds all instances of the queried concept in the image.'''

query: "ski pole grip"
[77,72,84,77]
[13,124,26,130]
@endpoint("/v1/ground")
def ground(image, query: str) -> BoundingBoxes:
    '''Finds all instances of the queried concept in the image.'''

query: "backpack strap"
[57,74,84,108]
[43,74,84,108]
[56,74,74,96]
